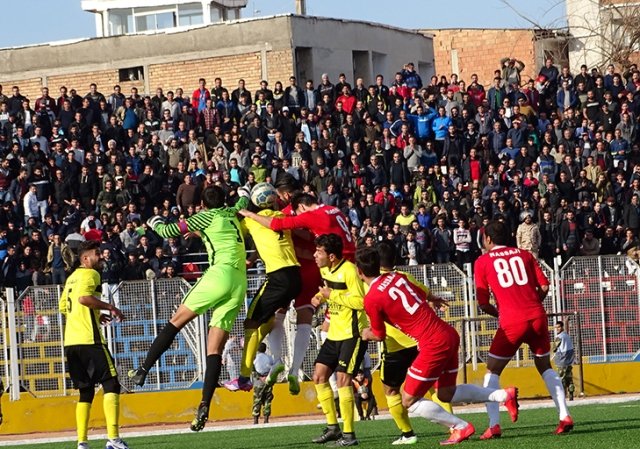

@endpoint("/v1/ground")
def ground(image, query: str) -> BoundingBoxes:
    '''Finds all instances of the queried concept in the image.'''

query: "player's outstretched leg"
[449,384,519,423]
[128,309,189,387]
[407,399,474,446]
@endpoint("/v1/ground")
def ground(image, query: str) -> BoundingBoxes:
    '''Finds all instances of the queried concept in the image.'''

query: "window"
[226,8,240,20]
[134,7,176,32]
[109,9,133,36]
[178,3,204,27]
[210,6,222,22]
[119,66,145,82]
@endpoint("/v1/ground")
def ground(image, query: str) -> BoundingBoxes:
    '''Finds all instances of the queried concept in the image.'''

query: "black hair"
[484,220,510,245]
[202,186,226,209]
[315,233,343,259]
[376,240,396,270]
[556,321,564,328]
[291,192,317,210]
[78,240,100,258]
[258,342,267,353]
[274,173,300,193]
[356,246,381,278]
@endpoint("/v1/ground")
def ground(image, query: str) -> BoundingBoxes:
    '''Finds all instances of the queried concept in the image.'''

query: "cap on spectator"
[282,106,289,112]
[407,62,415,67]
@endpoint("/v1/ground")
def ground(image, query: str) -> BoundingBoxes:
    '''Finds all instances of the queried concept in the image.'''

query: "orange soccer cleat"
[440,423,475,446]
[503,387,520,422]
[555,416,574,434]
[479,424,502,440]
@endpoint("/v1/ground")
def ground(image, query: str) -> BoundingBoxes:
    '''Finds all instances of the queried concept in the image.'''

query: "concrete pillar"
[295,0,307,15]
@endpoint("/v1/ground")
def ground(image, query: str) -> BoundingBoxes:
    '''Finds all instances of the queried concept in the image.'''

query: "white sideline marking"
[3,394,640,447]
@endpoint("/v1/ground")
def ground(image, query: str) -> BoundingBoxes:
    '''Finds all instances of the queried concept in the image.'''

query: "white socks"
[542,368,570,419]
[266,313,285,363]
[452,384,507,403]
[484,373,501,427]
[289,323,312,376]
[408,398,467,430]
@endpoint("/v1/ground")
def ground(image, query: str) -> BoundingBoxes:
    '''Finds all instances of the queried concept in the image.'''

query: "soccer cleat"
[555,416,574,434]
[105,438,129,449]
[287,374,301,395]
[503,387,519,422]
[440,423,475,446]
[127,367,147,387]
[223,376,253,392]
[78,443,89,449]
[266,362,285,386]
[190,402,209,432]
[329,432,359,447]
[312,425,342,444]
[479,424,502,440]
[391,434,418,445]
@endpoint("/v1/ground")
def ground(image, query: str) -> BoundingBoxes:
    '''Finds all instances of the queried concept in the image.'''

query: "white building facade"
[81,0,247,37]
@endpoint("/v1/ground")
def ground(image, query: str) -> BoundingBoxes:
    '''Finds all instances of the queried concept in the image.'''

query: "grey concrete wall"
[290,16,434,85]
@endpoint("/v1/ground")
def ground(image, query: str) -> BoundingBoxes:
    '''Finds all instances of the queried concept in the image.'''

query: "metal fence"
[558,256,640,363]
[1,256,639,400]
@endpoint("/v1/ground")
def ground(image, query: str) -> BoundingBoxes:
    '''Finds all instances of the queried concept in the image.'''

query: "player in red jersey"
[356,246,519,446]
[267,176,322,395]
[240,192,356,261]
[474,220,573,438]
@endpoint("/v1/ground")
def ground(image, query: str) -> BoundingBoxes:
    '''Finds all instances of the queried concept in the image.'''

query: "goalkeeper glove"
[237,186,251,199]
[146,215,165,230]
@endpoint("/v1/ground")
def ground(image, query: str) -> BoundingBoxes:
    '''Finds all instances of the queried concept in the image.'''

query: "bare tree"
[501,0,640,71]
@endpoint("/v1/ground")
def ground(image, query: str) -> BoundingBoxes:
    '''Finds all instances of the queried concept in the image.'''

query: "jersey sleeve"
[329,266,365,310]
[364,293,386,340]
[270,211,315,232]
[76,270,100,297]
[474,257,491,306]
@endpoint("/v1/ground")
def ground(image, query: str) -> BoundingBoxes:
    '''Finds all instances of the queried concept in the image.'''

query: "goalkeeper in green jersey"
[129,185,250,432]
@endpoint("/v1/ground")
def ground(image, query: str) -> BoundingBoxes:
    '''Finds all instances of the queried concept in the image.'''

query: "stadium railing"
[1,256,638,400]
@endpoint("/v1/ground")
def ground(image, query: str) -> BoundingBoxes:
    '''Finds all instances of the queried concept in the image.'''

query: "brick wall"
[426,29,538,87]
[0,78,44,101]
[0,49,294,103]
[266,49,294,86]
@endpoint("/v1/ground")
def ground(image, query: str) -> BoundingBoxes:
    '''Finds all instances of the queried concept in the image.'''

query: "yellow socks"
[241,328,260,378]
[427,387,453,414]
[315,382,338,425]
[386,393,412,433]
[338,386,355,433]
[76,401,91,443]
[103,393,120,440]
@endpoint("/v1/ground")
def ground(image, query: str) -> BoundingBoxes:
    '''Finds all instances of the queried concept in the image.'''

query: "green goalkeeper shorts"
[182,264,247,332]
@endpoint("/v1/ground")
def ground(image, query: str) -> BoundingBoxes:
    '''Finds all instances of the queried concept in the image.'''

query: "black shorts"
[66,344,118,390]
[381,347,419,388]
[247,266,302,324]
[315,337,367,375]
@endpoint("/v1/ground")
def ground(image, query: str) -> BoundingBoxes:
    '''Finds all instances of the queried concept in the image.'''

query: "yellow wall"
[3,362,639,435]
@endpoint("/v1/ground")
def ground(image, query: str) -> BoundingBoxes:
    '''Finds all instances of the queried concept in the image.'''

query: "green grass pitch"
[7,401,640,449]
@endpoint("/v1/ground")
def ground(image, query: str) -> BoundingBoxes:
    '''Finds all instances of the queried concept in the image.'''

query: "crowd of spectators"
[2,56,640,292]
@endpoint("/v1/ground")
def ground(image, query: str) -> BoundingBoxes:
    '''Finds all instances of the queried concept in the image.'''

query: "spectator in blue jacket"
[408,105,437,142]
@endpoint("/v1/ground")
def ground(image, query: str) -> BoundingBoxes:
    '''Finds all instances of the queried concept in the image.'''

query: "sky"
[0,0,567,48]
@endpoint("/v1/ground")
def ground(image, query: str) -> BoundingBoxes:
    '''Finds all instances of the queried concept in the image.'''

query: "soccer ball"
[251,182,277,209]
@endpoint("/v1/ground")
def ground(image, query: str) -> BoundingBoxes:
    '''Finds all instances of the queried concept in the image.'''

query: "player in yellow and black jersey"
[58,240,128,449]
[310,233,367,447]
[375,240,453,445]
[223,204,302,393]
